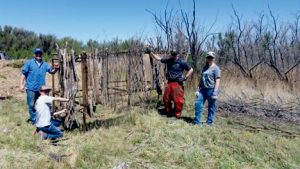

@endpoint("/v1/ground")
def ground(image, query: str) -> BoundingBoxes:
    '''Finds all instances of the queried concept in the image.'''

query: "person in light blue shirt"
[20,48,59,124]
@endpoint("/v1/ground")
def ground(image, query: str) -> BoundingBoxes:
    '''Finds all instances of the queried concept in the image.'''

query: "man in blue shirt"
[20,48,59,124]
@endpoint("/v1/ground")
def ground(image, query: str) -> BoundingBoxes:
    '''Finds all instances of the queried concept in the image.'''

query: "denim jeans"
[26,90,40,124]
[37,120,63,140]
[193,88,217,125]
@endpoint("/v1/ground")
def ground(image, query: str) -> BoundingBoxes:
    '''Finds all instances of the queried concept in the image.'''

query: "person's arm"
[53,97,69,102]
[214,79,220,92]
[212,67,221,98]
[20,61,30,92]
[53,109,67,116]
[47,63,59,74]
[181,61,194,80]
[214,67,221,93]
[149,52,162,61]
[185,68,193,79]
[20,75,26,92]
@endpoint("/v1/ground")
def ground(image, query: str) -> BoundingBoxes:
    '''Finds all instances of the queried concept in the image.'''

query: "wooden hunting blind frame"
[51,46,164,131]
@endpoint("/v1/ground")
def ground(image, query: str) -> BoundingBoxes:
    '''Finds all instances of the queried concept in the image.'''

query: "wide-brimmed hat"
[39,85,51,92]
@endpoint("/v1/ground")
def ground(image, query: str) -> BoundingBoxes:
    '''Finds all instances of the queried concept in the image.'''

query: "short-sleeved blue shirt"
[21,58,54,91]
[161,57,192,82]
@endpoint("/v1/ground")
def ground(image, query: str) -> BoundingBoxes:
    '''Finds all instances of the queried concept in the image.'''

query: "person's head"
[170,50,178,60]
[39,85,51,95]
[34,48,43,61]
[206,51,216,65]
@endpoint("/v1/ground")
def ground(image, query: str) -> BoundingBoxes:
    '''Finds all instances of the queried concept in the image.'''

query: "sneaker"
[175,112,182,119]
[206,123,213,128]
[26,119,31,123]
[191,121,202,127]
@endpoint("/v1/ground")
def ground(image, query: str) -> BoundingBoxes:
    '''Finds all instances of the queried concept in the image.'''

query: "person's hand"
[195,91,200,98]
[20,85,25,93]
[53,63,60,69]
[63,109,67,113]
[144,46,152,54]
[211,91,218,100]
[179,77,187,82]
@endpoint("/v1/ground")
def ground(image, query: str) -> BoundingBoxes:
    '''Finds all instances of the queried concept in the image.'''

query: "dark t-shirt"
[161,57,192,82]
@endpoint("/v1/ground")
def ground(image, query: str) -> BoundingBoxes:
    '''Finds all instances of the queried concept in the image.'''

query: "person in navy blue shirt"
[20,48,59,124]
[148,50,193,118]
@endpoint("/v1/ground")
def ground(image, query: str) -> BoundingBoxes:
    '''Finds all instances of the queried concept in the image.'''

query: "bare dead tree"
[148,2,299,83]
[267,5,285,80]
[180,0,217,72]
[291,12,300,45]
[146,5,176,51]
[229,5,248,75]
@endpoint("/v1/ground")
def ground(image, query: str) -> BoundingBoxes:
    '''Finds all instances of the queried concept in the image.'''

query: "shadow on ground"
[156,106,194,124]
[86,114,131,130]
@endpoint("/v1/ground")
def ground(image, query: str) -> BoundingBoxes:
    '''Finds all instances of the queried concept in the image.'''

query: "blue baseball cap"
[34,48,43,54]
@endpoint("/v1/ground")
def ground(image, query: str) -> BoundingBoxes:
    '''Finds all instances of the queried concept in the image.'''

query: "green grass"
[0,95,299,169]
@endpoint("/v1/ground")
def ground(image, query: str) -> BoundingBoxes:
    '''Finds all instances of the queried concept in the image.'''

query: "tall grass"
[0,95,299,169]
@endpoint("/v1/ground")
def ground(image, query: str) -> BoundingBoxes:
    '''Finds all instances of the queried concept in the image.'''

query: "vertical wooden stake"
[127,52,132,106]
[106,52,109,104]
[94,48,100,104]
[81,53,88,131]
[52,58,56,111]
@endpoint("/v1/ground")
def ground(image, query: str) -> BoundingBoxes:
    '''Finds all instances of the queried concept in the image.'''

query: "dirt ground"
[0,60,52,100]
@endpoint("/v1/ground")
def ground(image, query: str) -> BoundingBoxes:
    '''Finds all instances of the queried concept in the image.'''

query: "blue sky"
[0,0,299,43]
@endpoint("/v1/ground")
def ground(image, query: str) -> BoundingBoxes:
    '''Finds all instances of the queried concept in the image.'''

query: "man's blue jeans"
[37,120,63,140]
[193,88,217,125]
[26,90,40,124]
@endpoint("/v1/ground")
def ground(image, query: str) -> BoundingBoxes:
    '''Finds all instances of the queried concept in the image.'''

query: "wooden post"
[106,52,109,104]
[81,52,88,131]
[93,49,100,104]
[127,51,132,106]
[51,58,56,111]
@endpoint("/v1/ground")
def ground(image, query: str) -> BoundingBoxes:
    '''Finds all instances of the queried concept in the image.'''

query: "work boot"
[175,112,182,119]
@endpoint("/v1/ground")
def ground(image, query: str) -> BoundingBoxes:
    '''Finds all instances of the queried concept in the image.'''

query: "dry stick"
[94,48,101,104]
[99,52,104,104]
[100,52,107,105]
[262,125,300,136]
[89,52,96,113]
[229,120,300,137]
[52,58,56,111]
[61,49,72,128]
[106,52,109,105]
[124,130,135,141]
[55,47,82,130]
[81,53,88,131]
[127,51,132,106]
[230,120,264,130]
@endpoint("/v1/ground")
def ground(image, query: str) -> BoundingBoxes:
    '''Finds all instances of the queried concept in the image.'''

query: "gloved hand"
[180,76,187,82]
[178,77,187,85]
[195,91,200,98]
[144,47,152,54]
[211,91,218,100]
